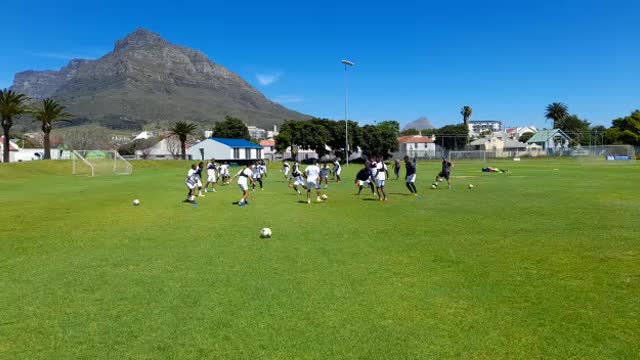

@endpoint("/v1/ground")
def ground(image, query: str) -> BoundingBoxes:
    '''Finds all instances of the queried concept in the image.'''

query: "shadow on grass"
[388,192,412,196]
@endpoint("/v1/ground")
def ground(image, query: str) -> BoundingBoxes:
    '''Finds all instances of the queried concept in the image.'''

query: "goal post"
[575,145,637,166]
[72,150,134,176]
[72,150,94,176]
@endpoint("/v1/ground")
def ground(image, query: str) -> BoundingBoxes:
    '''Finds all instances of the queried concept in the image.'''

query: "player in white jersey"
[183,164,198,204]
[333,159,342,182]
[282,161,290,180]
[220,162,230,184]
[290,166,306,195]
[195,162,205,197]
[288,161,301,187]
[230,164,256,206]
[375,157,389,201]
[304,161,325,204]
[252,162,264,191]
[205,159,218,193]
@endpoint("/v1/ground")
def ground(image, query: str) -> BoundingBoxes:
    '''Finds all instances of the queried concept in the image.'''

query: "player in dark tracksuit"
[355,164,375,195]
[404,156,417,195]
[436,158,453,189]
[394,159,401,180]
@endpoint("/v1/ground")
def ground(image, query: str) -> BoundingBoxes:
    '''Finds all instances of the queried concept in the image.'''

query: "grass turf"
[0,159,639,359]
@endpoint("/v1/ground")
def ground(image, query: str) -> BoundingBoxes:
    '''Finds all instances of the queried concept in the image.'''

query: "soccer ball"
[468,184,474,189]
[133,199,140,206]
[321,194,328,200]
[260,228,272,238]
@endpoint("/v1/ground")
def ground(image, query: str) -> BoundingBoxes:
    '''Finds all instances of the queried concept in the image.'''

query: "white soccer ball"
[468,184,474,189]
[260,228,272,238]
[133,199,140,206]
[321,194,328,200]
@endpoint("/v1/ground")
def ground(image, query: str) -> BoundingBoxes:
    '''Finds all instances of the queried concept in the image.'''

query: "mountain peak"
[403,116,435,131]
[115,28,166,51]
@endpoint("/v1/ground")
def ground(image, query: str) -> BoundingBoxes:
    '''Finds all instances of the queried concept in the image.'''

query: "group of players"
[183,156,454,205]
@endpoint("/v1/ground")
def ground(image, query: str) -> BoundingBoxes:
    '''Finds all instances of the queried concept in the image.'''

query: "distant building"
[396,134,437,158]
[469,133,527,152]
[468,120,503,137]
[505,126,537,140]
[135,138,182,160]
[187,138,263,162]
[526,129,571,151]
[133,131,155,140]
[247,125,279,140]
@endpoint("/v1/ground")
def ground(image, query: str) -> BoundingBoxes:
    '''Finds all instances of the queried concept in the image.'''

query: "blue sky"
[1,0,638,129]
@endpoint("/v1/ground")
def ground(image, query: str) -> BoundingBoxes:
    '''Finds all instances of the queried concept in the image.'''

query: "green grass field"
[1,159,639,359]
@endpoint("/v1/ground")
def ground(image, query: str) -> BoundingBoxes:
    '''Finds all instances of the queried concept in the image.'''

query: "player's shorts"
[293,178,305,187]
[438,171,450,180]
[196,179,203,187]
[406,174,416,183]
[185,180,196,190]
[238,183,249,192]
[376,179,386,188]
[356,179,370,187]
[207,175,216,183]
[283,169,290,176]
[307,181,320,189]
[335,168,342,176]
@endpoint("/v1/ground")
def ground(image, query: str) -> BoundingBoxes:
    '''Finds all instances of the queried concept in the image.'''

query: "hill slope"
[11,28,310,129]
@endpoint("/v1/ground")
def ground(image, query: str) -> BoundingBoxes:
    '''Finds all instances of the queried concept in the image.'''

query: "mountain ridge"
[11,28,310,130]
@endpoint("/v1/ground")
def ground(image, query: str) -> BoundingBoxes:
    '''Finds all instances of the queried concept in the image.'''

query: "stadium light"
[342,59,354,166]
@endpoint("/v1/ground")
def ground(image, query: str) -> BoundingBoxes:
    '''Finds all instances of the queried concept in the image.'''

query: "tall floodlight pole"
[342,59,354,166]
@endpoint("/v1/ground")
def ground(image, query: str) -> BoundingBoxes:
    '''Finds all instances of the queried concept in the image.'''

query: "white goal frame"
[72,150,133,176]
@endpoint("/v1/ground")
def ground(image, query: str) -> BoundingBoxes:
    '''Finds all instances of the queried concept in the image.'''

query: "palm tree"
[461,106,473,125]
[32,99,70,159]
[169,121,198,159]
[0,89,30,163]
[545,102,569,129]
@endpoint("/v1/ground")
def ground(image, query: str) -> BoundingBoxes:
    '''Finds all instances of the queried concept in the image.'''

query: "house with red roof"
[396,134,437,159]
[0,136,21,162]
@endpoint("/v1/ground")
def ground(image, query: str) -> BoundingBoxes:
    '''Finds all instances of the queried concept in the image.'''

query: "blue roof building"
[187,138,264,161]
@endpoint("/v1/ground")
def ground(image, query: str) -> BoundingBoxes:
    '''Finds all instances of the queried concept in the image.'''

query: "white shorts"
[335,168,342,176]
[406,174,416,183]
[284,169,290,176]
[356,179,370,186]
[376,179,386,188]
[196,179,203,187]
[186,180,196,190]
[207,175,216,183]
[238,183,249,192]
[294,179,305,187]
[307,181,320,189]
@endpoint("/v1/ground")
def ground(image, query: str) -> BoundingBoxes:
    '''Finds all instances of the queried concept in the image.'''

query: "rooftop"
[526,129,570,143]
[397,135,435,144]
[211,138,262,149]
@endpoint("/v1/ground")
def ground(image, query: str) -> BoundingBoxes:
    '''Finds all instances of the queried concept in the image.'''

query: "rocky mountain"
[11,28,310,130]
[402,117,435,131]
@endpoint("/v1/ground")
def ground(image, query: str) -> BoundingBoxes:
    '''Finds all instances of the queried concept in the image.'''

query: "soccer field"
[1,159,639,359]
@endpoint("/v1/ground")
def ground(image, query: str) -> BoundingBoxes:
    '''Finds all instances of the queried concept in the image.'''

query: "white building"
[505,126,537,140]
[468,120,503,138]
[133,131,155,140]
[396,134,437,158]
[135,138,181,160]
[187,138,263,162]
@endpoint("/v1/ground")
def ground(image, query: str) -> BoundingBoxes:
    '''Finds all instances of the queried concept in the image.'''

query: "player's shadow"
[361,198,379,201]
[388,192,411,196]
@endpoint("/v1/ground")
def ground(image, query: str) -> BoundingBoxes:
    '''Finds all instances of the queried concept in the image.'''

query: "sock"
[411,183,417,193]
[406,183,414,193]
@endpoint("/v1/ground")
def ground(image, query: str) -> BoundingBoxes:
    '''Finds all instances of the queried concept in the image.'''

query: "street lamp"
[341,59,354,166]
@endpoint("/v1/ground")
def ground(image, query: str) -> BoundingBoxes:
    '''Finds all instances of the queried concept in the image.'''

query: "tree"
[169,121,198,160]
[425,124,470,150]
[361,121,400,159]
[555,114,590,145]
[213,116,250,140]
[63,126,111,150]
[461,106,473,125]
[400,128,420,136]
[545,102,569,129]
[0,89,30,162]
[519,132,535,143]
[32,99,71,159]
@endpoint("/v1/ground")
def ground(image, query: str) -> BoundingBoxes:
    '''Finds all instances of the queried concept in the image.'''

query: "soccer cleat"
[297,190,301,195]
[307,199,311,204]
[317,197,322,202]
[199,194,205,197]
[261,188,264,191]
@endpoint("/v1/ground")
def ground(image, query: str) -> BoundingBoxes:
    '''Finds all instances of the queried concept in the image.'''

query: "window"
[245,149,251,159]
[233,149,240,159]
